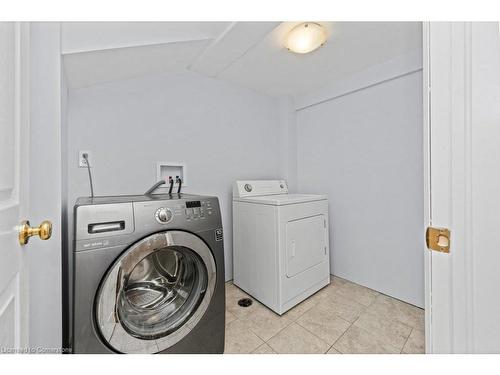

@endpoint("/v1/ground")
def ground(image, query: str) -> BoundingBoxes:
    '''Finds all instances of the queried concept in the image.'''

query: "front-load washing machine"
[66,193,225,353]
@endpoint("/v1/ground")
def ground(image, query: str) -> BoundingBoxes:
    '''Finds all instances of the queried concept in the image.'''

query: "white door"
[425,22,500,353]
[0,22,30,352]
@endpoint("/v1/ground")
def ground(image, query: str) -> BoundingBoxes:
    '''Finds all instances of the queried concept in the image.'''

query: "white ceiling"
[62,22,422,96]
[61,22,230,54]
[217,22,422,97]
[64,39,212,88]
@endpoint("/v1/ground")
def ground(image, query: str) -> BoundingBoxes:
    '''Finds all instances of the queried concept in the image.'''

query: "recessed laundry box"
[232,180,330,314]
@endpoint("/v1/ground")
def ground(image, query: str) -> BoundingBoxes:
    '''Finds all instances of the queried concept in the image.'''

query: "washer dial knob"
[155,207,173,224]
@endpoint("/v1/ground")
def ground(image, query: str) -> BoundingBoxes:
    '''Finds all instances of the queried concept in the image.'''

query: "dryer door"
[94,231,216,353]
[286,214,328,277]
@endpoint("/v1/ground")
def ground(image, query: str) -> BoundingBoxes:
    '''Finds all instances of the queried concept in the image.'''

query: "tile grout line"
[327,287,379,310]
[336,278,424,312]
[349,322,403,353]
[252,317,294,344]
[400,328,413,354]
[366,321,411,353]
[260,316,298,347]
[357,308,416,332]
[287,293,363,354]
[291,319,337,353]
[292,293,361,349]
[327,315,360,354]
[228,309,296,345]
[352,292,420,352]
[284,301,318,323]
[225,316,267,354]
[252,342,275,354]
[365,302,424,334]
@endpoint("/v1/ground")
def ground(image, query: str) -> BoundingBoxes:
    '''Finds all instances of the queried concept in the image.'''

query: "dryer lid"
[233,193,327,206]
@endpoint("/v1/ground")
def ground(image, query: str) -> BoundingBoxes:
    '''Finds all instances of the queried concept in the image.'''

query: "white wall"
[294,56,424,307]
[65,70,282,281]
[63,39,424,307]
[277,96,298,191]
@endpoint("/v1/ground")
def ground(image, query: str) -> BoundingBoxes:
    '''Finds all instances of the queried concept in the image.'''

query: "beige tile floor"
[224,276,425,354]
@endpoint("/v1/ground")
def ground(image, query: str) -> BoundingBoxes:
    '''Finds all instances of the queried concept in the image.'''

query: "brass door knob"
[18,220,52,246]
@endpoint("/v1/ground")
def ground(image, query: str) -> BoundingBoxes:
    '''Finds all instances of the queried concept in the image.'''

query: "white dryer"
[232,180,330,314]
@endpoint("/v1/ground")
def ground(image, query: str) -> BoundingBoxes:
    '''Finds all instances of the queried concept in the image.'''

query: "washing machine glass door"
[95,230,216,353]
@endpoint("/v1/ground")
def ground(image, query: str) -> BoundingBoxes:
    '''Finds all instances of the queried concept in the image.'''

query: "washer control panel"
[155,207,173,224]
[134,198,219,231]
[182,200,213,221]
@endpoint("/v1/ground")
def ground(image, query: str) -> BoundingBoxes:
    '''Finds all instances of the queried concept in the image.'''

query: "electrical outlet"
[79,151,92,168]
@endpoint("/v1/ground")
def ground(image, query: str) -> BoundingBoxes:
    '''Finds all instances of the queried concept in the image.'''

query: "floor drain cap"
[238,298,253,307]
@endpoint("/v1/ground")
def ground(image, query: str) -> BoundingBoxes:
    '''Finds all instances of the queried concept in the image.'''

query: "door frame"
[423,21,477,354]
[422,21,432,354]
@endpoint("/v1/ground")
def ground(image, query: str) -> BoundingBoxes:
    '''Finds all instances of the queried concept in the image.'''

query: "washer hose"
[168,177,174,195]
[144,180,166,195]
[176,177,182,194]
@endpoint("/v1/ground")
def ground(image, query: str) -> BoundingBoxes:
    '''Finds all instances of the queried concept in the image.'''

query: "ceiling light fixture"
[285,22,327,54]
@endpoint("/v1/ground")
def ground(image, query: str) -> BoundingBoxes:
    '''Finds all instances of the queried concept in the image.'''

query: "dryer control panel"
[233,180,288,198]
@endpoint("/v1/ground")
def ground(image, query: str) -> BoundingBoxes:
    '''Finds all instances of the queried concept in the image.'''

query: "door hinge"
[426,227,450,253]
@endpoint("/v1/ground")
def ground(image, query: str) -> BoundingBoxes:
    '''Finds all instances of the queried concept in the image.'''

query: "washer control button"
[155,208,173,223]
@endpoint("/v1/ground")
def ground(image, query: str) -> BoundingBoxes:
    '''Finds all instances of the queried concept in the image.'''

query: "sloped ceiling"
[63,39,212,88]
[61,22,230,54]
[62,21,422,96]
